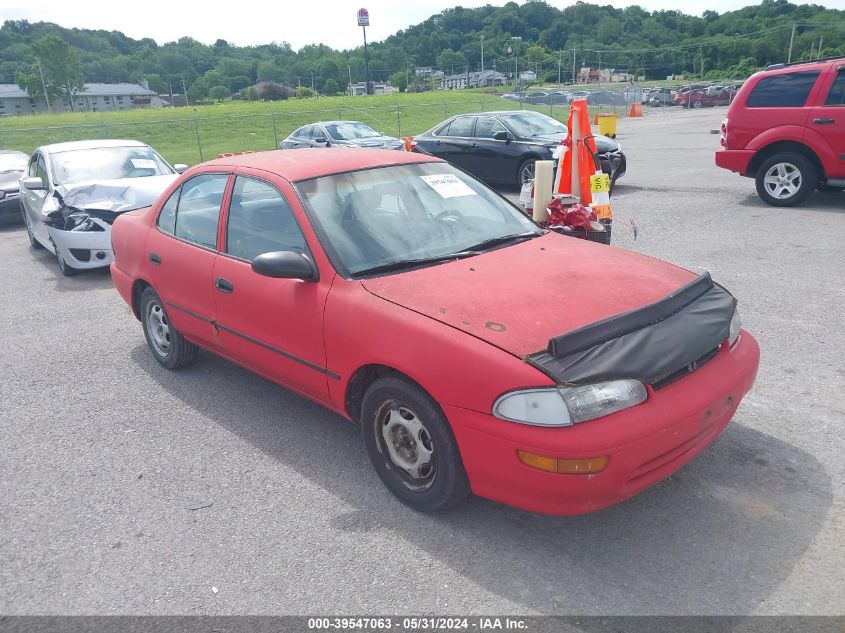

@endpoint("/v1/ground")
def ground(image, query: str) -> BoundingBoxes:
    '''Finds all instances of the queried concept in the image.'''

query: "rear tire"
[755,152,817,207]
[361,376,470,513]
[692,100,703,109]
[140,287,199,370]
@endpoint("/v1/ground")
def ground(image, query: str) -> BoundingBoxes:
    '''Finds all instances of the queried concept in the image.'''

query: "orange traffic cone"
[557,98,597,206]
[628,102,644,117]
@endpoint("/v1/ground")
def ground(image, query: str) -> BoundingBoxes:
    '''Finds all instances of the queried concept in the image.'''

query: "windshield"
[325,122,381,141]
[296,162,541,277]
[50,146,173,185]
[0,153,27,173]
[501,111,566,137]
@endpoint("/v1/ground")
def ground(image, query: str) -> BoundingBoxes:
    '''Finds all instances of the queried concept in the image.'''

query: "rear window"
[746,71,820,108]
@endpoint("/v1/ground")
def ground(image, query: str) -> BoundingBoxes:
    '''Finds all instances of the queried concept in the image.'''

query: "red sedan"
[110,149,759,515]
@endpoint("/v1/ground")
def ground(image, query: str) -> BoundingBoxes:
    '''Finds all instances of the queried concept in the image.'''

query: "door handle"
[813,118,835,125]
[148,252,161,265]
[435,140,442,145]
[215,277,234,293]
[471,142,478,148]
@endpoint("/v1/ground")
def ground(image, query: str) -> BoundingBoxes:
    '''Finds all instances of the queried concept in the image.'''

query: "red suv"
[716,57,845,206]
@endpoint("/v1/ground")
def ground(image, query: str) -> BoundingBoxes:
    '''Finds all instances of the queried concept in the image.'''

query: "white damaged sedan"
[19,140,186,276]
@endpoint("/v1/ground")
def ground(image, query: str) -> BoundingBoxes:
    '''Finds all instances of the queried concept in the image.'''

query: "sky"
[1,0,844,50]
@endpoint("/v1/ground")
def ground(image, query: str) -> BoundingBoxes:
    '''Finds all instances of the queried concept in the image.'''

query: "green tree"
[243,86,259,101]
[187,76,209,102]
[526,45,547,63]
[16,35,85,110]
[209,85,229,101]
[388,71,407,92]
[144,73,167,94]
[322,78,339,95]
[296,86,314,98]
[256,59,280,81]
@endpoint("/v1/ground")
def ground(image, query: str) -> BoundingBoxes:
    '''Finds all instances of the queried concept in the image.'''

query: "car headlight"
[729,307,741,347]
[493,379,648,427]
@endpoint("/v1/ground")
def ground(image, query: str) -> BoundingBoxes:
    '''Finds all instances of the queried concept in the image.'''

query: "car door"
[211,172,332,402]
[468,115,514,182]
[21,152,51,247]
[425,116,476,171]
[807,66,845,178]
[146,172,231,349]
[286,126,313,149]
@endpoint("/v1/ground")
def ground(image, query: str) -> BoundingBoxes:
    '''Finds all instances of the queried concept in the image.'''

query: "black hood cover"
[527,272,736,386]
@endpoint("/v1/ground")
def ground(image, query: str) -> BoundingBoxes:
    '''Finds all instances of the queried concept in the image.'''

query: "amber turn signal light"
[517,450,608,474]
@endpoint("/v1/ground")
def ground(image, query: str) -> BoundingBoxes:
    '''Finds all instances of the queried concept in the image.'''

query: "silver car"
[280,121,403,150]
[20,140,186,276]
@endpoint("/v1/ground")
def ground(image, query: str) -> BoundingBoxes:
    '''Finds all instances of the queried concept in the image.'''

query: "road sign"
[357,8,369,27]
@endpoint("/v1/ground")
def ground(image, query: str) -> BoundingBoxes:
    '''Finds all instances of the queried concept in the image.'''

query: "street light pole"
[481,35,484,75]
[36,58,51,113]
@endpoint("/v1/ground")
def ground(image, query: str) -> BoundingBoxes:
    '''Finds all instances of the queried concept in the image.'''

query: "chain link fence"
[0,85,741,166]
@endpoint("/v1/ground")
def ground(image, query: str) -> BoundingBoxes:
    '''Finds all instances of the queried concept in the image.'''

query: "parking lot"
[1,107,843,615]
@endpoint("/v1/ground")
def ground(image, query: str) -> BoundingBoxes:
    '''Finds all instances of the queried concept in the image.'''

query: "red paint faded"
[111,150,760,516]
[362,232,695,358]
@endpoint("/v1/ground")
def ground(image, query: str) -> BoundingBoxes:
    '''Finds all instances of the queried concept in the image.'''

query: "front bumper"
[715,149,755,175]
[446,331,760,515]
[46,224,114,270]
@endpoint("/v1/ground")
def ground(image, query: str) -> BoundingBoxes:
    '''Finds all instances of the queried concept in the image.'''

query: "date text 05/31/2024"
[307,617,528,630]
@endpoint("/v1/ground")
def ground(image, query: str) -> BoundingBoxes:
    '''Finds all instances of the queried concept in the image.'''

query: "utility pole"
[788,23,796,63]
[558,50,562,85]
[481,35,485,75]
[818,35,823,58]
[572,48,577,84]
[182,78,188,106]
[36,58,51,113]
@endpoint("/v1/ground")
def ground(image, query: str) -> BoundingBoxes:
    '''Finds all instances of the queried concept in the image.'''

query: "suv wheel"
[755,152,817,207]
[692,100,703,108]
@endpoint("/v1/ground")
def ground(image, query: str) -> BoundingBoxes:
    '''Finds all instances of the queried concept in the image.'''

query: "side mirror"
[252,251,318,281]
[21,176,45,191]
[173,164,188,174]
[314,136,329,145]
[0,190,5,200]
[493,131,510,142]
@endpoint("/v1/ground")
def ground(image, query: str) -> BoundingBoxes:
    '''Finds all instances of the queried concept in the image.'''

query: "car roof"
[0,150,28,157]
[296,120,370,128]
[202,148,441,181]
[37,139,149,154]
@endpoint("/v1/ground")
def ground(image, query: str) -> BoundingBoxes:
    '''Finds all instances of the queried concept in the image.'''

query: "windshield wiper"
[353,252,478,277]
[461,231,542,253]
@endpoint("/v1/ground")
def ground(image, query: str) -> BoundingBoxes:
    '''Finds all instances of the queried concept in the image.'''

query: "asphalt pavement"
[1,107,843,615]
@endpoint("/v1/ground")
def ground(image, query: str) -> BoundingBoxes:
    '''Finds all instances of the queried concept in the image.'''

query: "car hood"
[534,133,618,153]
[360,233,696,359]
[0,171,23,191]
[55,174,178,213]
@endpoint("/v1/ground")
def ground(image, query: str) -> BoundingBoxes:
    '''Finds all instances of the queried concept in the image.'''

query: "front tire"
[55,245,78,277]
[692,100,703,109]
[516,158,536,188]
[140,287,199,369]
[755,152,817,207]
[361,376,470,513]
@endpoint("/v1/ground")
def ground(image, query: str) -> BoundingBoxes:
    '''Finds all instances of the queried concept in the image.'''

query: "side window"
[35,154,48,187]
[294,126,310,139]
[157,188,180,235]
[226,176,307,262]
[27,155,38,178]
[824,70,845,107]
[447,117,475,137]
[475,116,507,139]
[746,71,820,108]
[173,173,229,249]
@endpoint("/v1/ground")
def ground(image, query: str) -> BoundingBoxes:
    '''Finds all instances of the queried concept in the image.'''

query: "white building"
[440,70,507,90]
[0,83,163,115]
[519,70,537,81]
[347,82,399,96]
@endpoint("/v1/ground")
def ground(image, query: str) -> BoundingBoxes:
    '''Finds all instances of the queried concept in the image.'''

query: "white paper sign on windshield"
[420,174,477,198]
[131,159,157,170]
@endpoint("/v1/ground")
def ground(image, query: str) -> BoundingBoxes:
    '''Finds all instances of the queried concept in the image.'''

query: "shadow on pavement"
[131,344,833,615]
